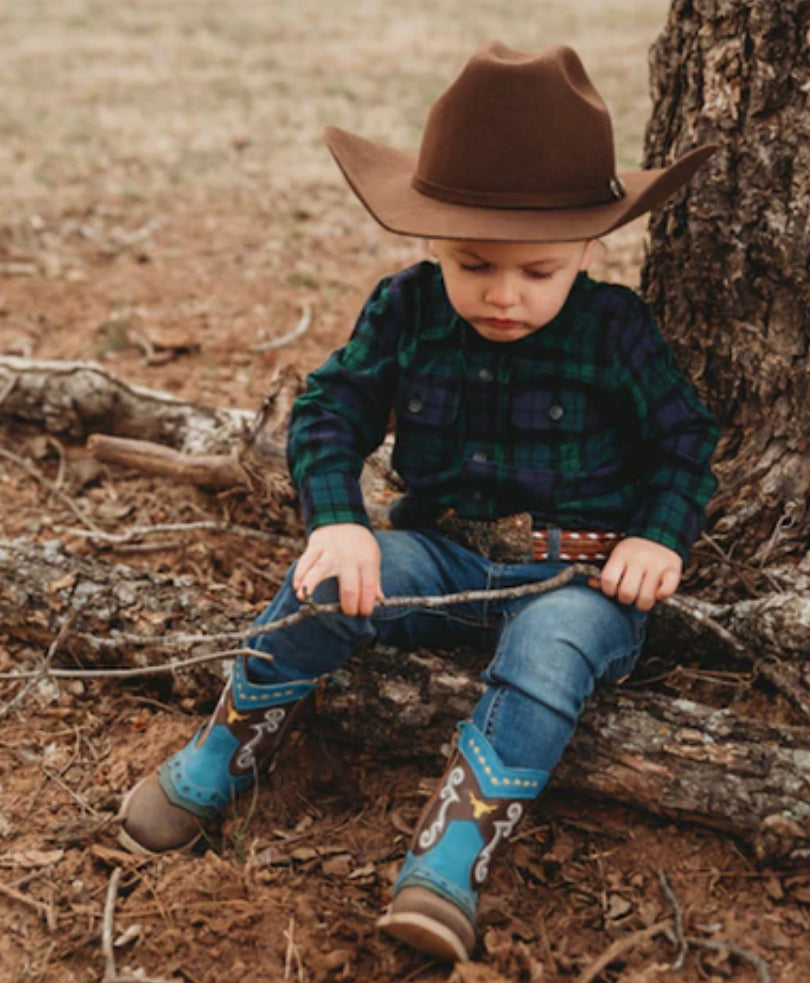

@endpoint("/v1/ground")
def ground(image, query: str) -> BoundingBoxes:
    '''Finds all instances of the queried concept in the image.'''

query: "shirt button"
[478,368,494,383]
[472,490,483,501]
[472,451,488,463]
[407,397,423,414]
[548,403,565,421]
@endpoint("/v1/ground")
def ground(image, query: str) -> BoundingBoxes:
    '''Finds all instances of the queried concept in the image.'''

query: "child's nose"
[484,276,519,308]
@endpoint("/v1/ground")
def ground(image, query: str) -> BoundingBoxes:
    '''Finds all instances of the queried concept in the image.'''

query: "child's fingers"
[356,564,382,617]
[633,571,659,612]
[295,552,335,601]
[337,557,381,617]
[656,566,681,601]
[293,545,322,592]
[614,564,643,607]
[337,565,362,616]
[598,554,625,598]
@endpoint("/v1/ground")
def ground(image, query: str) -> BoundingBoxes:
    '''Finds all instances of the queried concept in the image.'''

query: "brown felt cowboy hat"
[325,41,715,242]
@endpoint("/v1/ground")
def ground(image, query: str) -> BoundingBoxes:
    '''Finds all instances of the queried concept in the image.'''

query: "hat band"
[411,173,625,210]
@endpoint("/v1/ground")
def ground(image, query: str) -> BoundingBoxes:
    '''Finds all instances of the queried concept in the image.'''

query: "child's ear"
[427,239,439,258]
[579,239,598,271]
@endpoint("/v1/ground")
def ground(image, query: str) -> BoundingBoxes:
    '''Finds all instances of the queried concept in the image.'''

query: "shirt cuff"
[626,497,701,563]
[299,472,371,533]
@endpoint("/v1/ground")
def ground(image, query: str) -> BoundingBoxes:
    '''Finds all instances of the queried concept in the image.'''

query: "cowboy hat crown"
[325,40,714,241]
[412,41,620,210]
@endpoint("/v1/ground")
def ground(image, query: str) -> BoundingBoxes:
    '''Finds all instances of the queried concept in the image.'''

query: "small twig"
[283,916,305,982]
[0,370,18,405]
[0,647,251,681]
[129,329,156,364]
[72,519,302,550]
[0,444,104,532]
[102,867,123,981]
[0,615,74,719]
[0,877,55,927]
[756,501,804,569]
[658,869,687,969]
[574,920,673,983]
[250,306,312,353]
[233,759,262,844]
[683,935,771,983]
[659,869,771,982]
[697,532,783,594]
[38,761,100,816]
[663,593,747,657]
[45,435,69,492]
[754,657,810,724]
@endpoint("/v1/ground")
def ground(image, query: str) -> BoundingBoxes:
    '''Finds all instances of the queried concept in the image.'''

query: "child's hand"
[293,523,383,617]
[594,537,682,612]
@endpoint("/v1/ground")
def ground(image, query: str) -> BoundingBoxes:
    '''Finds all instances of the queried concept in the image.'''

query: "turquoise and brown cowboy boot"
[378,721,548,962]
[119,657,318,854]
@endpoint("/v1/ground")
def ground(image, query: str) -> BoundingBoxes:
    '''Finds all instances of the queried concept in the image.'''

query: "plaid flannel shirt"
[288,261,719,561]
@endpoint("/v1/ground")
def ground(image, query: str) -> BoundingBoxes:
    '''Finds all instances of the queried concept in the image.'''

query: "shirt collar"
[415,262,467,341]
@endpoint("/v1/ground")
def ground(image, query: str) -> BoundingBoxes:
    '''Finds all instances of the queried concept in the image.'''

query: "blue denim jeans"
[246,530,647,774]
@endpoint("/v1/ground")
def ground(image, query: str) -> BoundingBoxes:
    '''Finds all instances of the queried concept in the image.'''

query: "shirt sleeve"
[615,294,720,560]
[286,275,402,532]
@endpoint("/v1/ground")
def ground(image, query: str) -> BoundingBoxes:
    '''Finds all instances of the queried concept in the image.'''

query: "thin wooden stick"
[71,519,301,550]
[658,869,687,969]
[574,920,673,983]
[659,869,771,982]
[0,877,55,925]
[86,434,252,490]
[0,615,74,719]
[0,445,104,532]
[102,867,123,981]
[250,305,312,353]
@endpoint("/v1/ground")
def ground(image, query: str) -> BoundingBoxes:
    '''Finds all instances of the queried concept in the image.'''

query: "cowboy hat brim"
[325,126,716,242]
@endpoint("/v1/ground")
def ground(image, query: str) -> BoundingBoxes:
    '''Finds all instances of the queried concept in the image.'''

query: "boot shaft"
[396,721,548,920]
[160,657,318,818]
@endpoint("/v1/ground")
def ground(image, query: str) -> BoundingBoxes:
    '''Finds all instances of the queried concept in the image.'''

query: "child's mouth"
[482,318,522,329]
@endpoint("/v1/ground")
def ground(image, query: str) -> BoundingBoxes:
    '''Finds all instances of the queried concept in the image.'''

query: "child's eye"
[459,262,489,272]
[526,269,552,280]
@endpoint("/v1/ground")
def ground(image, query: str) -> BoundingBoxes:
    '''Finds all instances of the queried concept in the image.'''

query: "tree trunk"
[642,0,810,576]
[2,538,810,863]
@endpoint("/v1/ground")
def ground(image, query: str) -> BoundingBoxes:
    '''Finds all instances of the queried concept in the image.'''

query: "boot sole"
[377,909,470,963]
[117,776,202,856]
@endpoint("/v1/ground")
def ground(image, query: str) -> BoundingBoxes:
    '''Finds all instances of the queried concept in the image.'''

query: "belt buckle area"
[435,510,535,562]
[488,512,535,563]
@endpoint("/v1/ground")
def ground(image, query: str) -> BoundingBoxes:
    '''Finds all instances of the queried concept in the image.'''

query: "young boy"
[120,42,719,962]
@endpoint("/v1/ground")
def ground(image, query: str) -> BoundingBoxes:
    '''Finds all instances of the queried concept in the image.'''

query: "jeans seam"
[482,685,506,743]
[597,634,645,683]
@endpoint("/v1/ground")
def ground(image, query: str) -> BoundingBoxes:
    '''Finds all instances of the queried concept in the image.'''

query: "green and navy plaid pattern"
[288,262,719,561]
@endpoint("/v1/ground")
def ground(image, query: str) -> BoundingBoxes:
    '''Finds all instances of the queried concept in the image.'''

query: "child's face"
[430,238,596,343]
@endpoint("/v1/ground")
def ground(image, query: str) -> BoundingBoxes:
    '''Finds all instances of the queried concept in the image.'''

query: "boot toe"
[118,773,203,855]
[378,886,476,962]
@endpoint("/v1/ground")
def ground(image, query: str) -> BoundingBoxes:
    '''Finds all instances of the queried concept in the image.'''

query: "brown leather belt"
[434,510,622,564]
[531,528,622,562]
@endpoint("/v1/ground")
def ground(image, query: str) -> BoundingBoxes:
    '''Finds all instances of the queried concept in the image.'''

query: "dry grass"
[0,0,671,216]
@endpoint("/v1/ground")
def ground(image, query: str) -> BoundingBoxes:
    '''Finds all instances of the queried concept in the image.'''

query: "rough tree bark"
[2,538,810,864]
[643,0,810,572]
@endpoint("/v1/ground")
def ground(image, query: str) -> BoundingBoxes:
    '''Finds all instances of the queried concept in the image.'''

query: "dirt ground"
[1,3,809,982]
